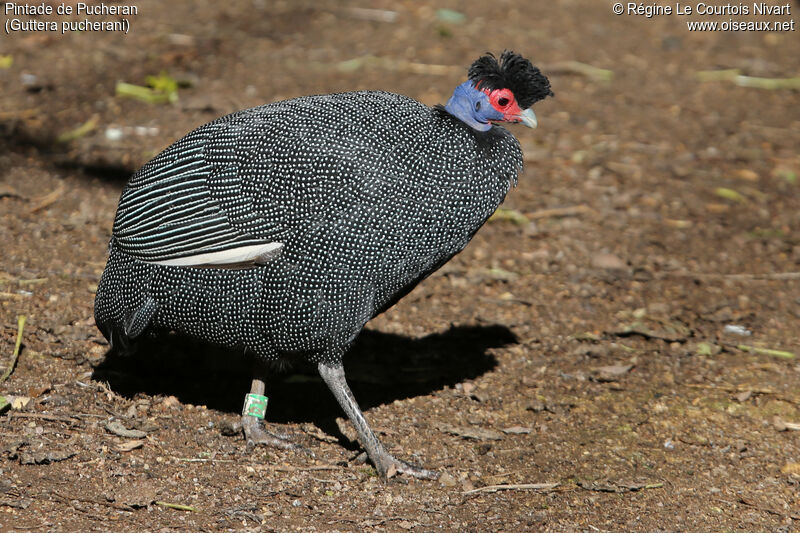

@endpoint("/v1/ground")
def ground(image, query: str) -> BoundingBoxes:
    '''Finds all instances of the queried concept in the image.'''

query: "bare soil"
[1,1,799,531]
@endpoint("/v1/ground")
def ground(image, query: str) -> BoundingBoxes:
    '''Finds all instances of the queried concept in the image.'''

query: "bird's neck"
[443,82,492,132]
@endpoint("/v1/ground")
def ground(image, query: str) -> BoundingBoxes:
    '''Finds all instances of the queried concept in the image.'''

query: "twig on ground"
[92,379,127,402]
[0,292,27,301]
[737,344,796,360]
[29,184,65,214]
[177,457,343,473]
[684,383,799,405]
[155,501,199,512]
[335,516,428,528]
[577,480,664,493]
[273,464,343,472]
[0,521,46,529]
[463,482,560,495]
[695,69,741,82]
[716,497,800,520]
[56,115,99,143]
[546,61,613,81]
[0,184,23,199]
[178,457,237,463]
[337,7,397,23]
[663,271,800,281]
[9,412,82,426]
[696,69,800,90]
[0,108,39,120]
[489,207,529,226]
[527,205,593,220]
[1,315,26,384]
[331,55,462,76]
[51,491,134,512]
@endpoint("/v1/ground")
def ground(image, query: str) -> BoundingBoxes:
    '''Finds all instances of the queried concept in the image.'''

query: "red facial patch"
[481,87,523,122]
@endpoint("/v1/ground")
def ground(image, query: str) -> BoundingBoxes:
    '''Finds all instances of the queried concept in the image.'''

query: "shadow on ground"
[92,325,515,425]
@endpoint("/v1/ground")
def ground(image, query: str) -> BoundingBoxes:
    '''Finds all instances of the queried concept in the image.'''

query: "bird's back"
[96,90,523,361]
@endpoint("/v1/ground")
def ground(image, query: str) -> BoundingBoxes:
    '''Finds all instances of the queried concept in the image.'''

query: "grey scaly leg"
[318,362,438,480]
[241,377,309,453]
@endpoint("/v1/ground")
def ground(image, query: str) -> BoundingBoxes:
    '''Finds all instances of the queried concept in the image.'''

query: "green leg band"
[242,393,268,419]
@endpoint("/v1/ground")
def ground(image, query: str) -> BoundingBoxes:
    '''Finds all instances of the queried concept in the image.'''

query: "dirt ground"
[1,1,799,531]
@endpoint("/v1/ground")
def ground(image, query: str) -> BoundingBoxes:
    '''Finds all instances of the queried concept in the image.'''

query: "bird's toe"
[374,454,438,480]
[241,415,315,457]
[389,459,439,480]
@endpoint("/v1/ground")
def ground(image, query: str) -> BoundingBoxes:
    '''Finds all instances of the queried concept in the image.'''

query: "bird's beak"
[514,108,538,129]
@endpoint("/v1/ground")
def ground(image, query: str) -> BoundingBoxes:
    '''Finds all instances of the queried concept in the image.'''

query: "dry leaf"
[440,424,504,441]
[781,463,800,475]
[592,364,633,382]
[502,426,532,435]
[10,396,32,410]
[105,421,147,439]
[116,440,144,452]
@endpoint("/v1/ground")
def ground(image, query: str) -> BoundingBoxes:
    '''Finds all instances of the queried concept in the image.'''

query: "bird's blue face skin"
[444,81,504,132]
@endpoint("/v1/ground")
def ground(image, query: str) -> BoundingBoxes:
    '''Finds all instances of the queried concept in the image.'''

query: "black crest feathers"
[468,50,553,109]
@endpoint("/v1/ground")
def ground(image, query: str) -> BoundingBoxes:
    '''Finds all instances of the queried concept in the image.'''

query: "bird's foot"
[373,452,439,480]
[241,414,314,456]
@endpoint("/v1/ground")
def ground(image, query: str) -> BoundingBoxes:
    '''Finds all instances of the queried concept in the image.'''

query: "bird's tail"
[94,241,271,357]
[94,243,160,354]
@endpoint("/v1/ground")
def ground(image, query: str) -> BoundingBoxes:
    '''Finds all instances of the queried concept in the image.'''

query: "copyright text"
[611,2,795,31]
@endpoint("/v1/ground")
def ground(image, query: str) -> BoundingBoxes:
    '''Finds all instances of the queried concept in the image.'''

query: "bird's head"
[445,51,553,132]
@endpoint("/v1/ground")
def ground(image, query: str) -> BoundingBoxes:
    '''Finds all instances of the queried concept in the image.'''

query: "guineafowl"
[95,51,552,479]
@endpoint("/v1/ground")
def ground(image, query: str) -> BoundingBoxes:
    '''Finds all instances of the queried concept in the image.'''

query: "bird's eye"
[474,101,481,111]
[489,89,515,112]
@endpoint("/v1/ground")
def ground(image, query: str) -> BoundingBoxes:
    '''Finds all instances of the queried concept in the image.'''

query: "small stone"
[592,364,633,382]
[438,472,457,487]
[105,127,124,141]
[773,417,787,431]
[723,324,751,336]
[592,252,627,270]
[218,420,242,437]
[734,169,759,181]
[734,391,752,403]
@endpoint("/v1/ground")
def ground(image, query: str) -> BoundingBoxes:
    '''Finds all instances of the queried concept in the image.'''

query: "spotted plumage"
[97,91,523,359]
[95,51,552,479]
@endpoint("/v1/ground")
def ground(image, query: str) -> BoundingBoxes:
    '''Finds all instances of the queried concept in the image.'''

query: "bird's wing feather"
[111,92,487,270]
[111,93,409,266]
[112,109,288,266]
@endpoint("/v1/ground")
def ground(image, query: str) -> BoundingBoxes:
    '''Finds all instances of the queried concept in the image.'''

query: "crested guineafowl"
[95,51,552,479]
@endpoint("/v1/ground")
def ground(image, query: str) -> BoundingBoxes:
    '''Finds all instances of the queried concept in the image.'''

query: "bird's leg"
[318,362,438,480]
[241,377,306,452]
